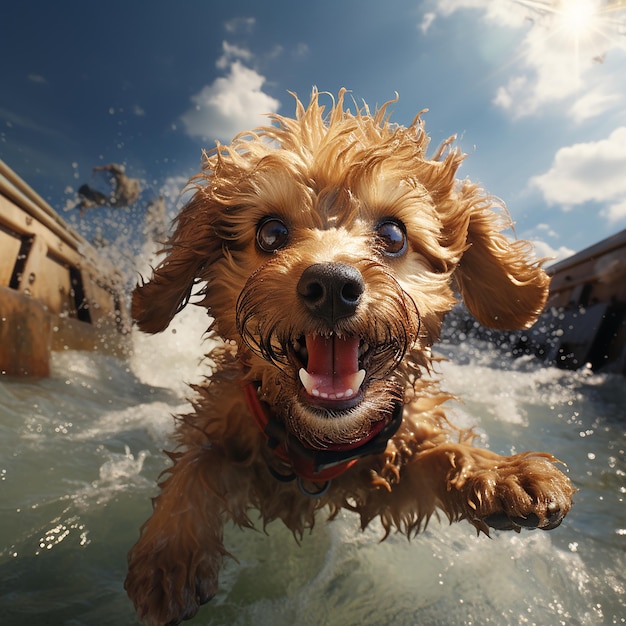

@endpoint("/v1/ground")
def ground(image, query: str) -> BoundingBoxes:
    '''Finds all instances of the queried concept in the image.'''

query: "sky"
[2,0,626,264]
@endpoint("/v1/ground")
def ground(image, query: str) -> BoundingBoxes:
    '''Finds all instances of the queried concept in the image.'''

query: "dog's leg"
[397,443,575,534]
[125,447,236,626]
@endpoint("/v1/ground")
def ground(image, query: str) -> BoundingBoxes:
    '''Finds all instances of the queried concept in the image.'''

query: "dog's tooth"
[341,370,366,399]
[353,369,366,390]
[299,367,366,400]
[299,368,317,395]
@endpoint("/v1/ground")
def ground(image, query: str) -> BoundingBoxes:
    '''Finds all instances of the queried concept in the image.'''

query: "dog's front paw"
[125,547,220,626]
[464,453,575,533]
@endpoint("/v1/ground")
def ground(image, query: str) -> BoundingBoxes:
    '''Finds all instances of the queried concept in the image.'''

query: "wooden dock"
[538,229,626,373]
[443,229,626,375]
[0,160,130,377]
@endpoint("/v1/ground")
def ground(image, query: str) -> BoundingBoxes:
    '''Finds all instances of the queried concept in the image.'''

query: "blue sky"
[2,0,626,262]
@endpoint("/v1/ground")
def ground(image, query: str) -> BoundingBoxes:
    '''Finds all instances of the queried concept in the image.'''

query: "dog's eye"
[375,220,407,257]
[256,217,289,252]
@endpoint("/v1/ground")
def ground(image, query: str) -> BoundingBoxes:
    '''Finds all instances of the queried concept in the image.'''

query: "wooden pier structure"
[0,160,130,377]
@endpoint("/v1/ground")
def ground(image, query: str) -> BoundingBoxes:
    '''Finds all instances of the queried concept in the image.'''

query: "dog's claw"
[484,501,567,532]
[543,504,566,530]
[193,575,215,607]
[512,513,540,528]
[485,509,565,532]
[485,513,518,530]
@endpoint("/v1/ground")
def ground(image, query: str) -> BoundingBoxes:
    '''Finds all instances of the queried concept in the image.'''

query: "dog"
[125,89,575,625]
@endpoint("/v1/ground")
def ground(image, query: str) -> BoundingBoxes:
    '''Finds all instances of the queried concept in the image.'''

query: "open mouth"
[292,334,369,409]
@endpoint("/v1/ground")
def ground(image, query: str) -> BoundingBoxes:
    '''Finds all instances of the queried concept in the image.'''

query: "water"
[1,307,625,625]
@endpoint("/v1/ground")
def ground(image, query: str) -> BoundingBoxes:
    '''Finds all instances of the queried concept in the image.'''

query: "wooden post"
[0,286,52,377]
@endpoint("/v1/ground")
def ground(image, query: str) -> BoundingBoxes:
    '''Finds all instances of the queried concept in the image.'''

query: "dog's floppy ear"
[132,193,216,334]
[453,184,549,331]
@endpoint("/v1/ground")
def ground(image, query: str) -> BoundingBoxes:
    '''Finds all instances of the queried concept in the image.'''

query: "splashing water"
[0,225,624,624]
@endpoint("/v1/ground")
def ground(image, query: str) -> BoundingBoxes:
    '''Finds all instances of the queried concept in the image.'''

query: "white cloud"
[216,41,253,70]
[0,106,64,138]
[420,12,437,33]
[296,42,310,57]
[568,88,622,124]
[180,43,280,142]
[530,126,626,218]
[522,223,575,263]
[531,239,575,264]
[434,0,528,25]
[495,13,623,118]
[27,73,48,85]
[533,222,558,239]
[425,0,626,119]
[496,30,584,116]
[493,75,527,111]
[224,17,256,34]
[604,198,626,223]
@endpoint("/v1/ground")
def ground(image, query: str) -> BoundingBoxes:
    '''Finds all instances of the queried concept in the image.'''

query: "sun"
[515,0,626,46]
[557,0,599,40]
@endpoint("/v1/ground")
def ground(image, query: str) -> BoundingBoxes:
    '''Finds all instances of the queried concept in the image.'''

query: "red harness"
[244,381,403,486]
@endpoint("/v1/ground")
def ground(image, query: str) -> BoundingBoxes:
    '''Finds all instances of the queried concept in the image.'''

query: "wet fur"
[125,90,574,625]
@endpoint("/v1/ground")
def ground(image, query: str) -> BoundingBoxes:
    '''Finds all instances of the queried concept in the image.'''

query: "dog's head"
[133,89,548,450]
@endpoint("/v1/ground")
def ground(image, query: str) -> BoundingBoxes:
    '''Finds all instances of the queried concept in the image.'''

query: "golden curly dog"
[125,89,574,625]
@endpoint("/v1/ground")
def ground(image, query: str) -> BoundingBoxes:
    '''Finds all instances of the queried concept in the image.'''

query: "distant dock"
[537,229,626,373]
[0,160,130,377]
[444,229,626,375]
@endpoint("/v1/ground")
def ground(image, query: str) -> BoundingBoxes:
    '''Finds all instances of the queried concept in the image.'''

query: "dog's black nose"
[297,263,364,324]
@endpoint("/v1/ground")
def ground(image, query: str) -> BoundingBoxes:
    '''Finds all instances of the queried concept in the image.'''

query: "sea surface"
[1,305,625,626]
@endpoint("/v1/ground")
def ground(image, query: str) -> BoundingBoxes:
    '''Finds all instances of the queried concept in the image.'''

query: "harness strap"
[244,381,403,484]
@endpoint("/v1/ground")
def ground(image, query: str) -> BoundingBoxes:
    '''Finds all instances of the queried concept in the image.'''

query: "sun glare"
[559,0,598,38]
[515,0,626,52]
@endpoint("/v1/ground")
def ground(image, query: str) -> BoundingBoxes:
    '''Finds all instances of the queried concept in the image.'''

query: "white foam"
[70,400,186,444]
[129,304,216,396]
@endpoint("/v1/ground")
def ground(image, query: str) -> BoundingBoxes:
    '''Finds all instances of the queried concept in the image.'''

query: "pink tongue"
[300,335,364,400]
[306,335,359,377]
